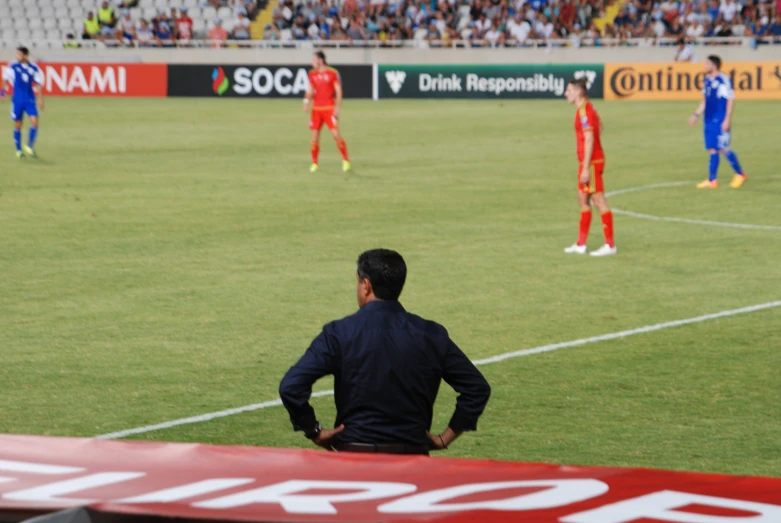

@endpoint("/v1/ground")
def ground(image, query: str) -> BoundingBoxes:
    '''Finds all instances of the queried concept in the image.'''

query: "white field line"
[97,300,781,440]
[611,208,781,231]
[607,178,781,231]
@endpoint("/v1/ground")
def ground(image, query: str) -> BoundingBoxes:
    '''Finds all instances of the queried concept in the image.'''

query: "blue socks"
[724,150,743,175]
[708,152,720,182]
[13,129,21,152]
[28,127,37,148]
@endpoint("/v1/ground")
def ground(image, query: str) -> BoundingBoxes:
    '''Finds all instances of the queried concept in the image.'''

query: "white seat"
[142,6,156,18]
[70,6,85,17]
[186,6,200,18]
[201,6,215,18]
[138,0,153,8]
[26,7,41,17]
[67,0,81,8]
[13,19,28,30]
[51,0,67,7]
[414,27,427,40]
[0,18,13,29]
[40,6,55,16]
[55,6,69,17]
[458,4,470,16]
[217,6,231,18]
[43,18,58,29]
[129,6,141,18]
[16,30,32,40]
[154,0,167,8]
[58,17,72,29]
[11,6,25,16]
[8,0,23,7]
[183,0,197,7]
[192,17,204,32]
[71,17,83,28]
[28,18,43,29]
[47,28,62,39]
[2,29,16,40]
[280,27,292,40]
[31,28,46,39]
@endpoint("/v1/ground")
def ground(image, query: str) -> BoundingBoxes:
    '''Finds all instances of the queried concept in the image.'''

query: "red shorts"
[578,161,605,194]
[309,109,338,131]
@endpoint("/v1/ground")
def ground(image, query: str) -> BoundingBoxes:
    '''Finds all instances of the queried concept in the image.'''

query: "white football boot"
[589,244,617,257]
[564,243,588,255]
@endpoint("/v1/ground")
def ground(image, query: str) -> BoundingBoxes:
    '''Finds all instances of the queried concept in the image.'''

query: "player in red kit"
[304,51,351,172]
[563,78,616,257]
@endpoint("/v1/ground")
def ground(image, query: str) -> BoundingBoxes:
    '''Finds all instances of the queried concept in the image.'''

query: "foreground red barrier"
[0,435,779,522]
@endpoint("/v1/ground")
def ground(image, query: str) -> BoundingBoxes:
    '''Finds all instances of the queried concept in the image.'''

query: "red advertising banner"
[0,63,167,97]
[0,435,780,523]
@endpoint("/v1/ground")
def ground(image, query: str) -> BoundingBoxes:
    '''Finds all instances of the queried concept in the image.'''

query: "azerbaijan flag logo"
[212,67,229,96]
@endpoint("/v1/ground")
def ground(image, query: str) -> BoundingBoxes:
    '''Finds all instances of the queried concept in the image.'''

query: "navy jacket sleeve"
[279,327,338,433]
[442,339,491,432]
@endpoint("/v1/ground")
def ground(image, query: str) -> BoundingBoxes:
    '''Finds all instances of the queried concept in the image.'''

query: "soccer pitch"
[1,98,780,478]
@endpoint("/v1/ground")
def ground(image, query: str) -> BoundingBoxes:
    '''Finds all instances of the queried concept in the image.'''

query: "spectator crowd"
[262,0,781,45]
[38,0,781,45]
[77,0,256,45]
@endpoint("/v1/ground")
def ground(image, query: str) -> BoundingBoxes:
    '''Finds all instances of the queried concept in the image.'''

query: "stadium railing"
[1,36,777,49]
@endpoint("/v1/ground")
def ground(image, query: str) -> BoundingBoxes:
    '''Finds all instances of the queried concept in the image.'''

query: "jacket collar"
[361,300,405,313]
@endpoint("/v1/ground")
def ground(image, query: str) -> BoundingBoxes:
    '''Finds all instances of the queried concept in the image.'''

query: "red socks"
[336,138,349,161]
[601,211,615,247]
[311,138,349,163]
[578,210,592,246]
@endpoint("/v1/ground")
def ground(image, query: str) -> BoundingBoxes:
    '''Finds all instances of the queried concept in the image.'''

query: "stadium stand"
[0,0,779,47]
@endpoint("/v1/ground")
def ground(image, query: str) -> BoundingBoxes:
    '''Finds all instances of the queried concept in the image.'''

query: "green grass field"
[1,98,780,478]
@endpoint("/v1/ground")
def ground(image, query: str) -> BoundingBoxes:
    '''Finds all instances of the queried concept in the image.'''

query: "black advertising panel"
[168,64,372,98]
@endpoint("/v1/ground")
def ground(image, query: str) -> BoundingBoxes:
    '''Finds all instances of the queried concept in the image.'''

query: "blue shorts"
[10,100,38,122]
[704,123,730,151]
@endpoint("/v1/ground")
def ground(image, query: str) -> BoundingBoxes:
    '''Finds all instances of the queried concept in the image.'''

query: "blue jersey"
[702,72,733,125]
[3,60,44,104]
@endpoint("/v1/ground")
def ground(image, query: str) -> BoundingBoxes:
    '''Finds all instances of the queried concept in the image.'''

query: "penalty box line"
[96,299,781,440]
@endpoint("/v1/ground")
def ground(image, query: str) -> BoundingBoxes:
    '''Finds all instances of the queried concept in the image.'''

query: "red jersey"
[308,67,341,111]
[176,16,193,39]
[574,101,605,164]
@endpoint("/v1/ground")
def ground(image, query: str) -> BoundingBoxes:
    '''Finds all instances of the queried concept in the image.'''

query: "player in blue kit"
[688,55,747,189]
[1,47,44,159]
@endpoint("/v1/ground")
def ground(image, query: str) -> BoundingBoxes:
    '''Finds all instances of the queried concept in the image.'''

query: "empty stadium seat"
[217,6,232,19]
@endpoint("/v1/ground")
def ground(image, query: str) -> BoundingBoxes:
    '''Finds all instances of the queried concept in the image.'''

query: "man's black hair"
[314,50,326,65]
[677,38,685,46]
[707,55,722,70]
[357,249,407,301]
[17,46,29,56]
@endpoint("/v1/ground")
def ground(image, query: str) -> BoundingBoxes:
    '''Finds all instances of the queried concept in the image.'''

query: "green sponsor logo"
[378,65,604,100]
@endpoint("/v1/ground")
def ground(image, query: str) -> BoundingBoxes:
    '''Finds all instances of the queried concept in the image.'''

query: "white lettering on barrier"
[3,473,145,504]
[233,67,310,96]
[0,460,779,518]
[193,480,417,514]
[379,479,609,513]
[0,460,84,475]
[562,490,781,523]
[274,68,293,94]
[117,479,256,504]
[44,66,126,94]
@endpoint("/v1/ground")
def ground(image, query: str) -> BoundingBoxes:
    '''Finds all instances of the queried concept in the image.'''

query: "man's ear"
[361,277,373,297]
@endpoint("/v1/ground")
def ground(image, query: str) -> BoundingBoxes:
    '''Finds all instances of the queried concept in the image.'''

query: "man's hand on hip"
[314,424,345,450]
